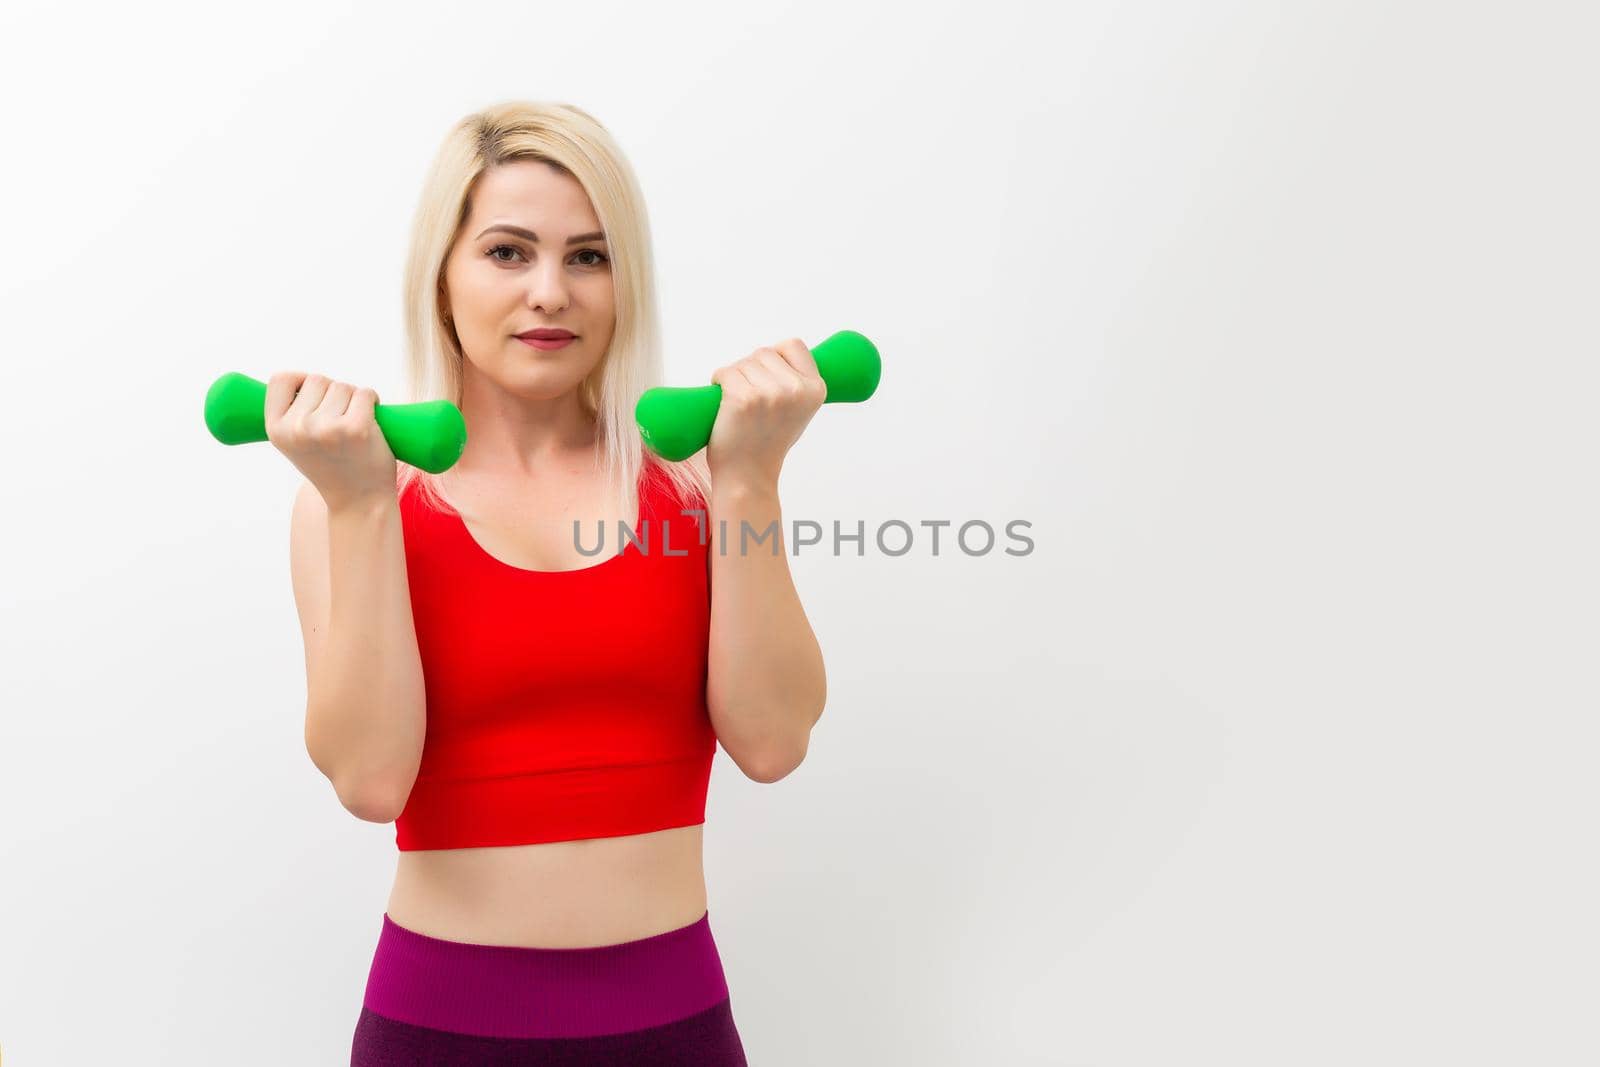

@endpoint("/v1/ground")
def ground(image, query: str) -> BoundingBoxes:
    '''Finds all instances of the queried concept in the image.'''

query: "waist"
[388,823,708,948]
[361,901,731,1041]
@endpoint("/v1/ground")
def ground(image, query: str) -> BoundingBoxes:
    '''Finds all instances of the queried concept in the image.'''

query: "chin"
[509,369,589,401]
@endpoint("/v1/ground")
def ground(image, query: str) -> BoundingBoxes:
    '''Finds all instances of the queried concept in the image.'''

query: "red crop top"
[391,462,717,851]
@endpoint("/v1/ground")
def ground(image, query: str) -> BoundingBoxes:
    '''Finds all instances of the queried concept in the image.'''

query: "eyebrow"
[474,224,606,245]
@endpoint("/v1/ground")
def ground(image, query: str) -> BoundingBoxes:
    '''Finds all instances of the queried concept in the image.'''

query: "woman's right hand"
[265,371,398,512]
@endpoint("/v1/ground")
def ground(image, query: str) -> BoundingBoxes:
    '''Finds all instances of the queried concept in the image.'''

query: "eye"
[485,244,610,268]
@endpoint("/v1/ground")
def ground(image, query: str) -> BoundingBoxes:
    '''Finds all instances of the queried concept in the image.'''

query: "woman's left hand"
[706,338,828,489]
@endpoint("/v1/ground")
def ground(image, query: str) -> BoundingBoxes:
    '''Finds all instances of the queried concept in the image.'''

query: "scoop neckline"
[442,475,648,577]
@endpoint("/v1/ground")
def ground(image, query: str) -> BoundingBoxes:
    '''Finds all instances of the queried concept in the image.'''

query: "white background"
[1,1,1594,1064]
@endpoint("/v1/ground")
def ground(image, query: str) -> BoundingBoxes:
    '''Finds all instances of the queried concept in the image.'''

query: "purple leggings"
[351,910,748,1065]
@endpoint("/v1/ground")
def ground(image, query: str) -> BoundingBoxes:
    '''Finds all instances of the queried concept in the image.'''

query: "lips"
[517,333,575,351]
[517,328,575,340]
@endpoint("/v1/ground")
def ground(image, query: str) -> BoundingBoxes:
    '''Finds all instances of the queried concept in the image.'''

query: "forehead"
[465,160,600,231]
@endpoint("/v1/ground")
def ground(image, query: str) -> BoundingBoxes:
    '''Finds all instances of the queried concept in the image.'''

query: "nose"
[525,257,570,316]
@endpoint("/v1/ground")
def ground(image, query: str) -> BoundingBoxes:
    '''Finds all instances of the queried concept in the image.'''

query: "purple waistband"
[362,910,731,1039]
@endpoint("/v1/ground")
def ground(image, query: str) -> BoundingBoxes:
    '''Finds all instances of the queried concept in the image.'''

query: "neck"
[456,364,602,479]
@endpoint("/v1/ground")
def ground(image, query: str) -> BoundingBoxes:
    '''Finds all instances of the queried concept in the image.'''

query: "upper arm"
[289,480,330,716]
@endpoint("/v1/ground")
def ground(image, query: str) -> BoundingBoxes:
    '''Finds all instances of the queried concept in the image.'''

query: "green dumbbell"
[203,373,468,474]
[635,329,881,461]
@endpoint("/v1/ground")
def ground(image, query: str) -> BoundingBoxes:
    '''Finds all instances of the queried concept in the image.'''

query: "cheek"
[592,278,617,317]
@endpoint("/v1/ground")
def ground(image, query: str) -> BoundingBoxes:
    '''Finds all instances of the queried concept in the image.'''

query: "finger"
[345,386,379,424]
[771,337,821,381]
[752,347,805,388]
[265,370,309,422]
[736,353,787,396]
[713,364,758,407]
[711,363,754,397]
[754,347,822,405]
[315,381,356,421]
[287,374,331,417]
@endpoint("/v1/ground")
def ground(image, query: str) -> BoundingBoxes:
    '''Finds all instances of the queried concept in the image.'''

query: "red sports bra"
[391,462,716,851]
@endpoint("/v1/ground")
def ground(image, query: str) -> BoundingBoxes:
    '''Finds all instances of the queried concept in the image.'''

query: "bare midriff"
[385,823,708,948]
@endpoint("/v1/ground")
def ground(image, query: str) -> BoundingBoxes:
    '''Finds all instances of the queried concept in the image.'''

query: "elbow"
[714,682,825,784]
[741,735,810,785]
[304,703,421,824]
[336,775,411,823]
[314,750,414,823]
[743,757,795,785]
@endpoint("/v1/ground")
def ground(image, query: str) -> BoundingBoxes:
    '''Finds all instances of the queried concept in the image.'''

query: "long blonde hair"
[395,99,711,518]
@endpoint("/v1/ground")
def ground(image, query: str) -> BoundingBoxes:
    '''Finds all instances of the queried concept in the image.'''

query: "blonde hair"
[395,99,711,519]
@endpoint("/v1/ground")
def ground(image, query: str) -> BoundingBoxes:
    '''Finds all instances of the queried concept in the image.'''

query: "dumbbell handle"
[635,329,881,461]
[203,374,467,474]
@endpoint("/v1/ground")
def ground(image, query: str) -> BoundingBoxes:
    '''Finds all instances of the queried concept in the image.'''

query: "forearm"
[705,478,827,779]
[305,494,427,819]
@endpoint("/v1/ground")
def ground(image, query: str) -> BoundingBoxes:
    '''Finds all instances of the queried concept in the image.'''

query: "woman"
[269,101,829,1064]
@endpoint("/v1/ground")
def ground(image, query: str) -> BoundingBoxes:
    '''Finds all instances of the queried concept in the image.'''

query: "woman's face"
[440,159,616,403]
